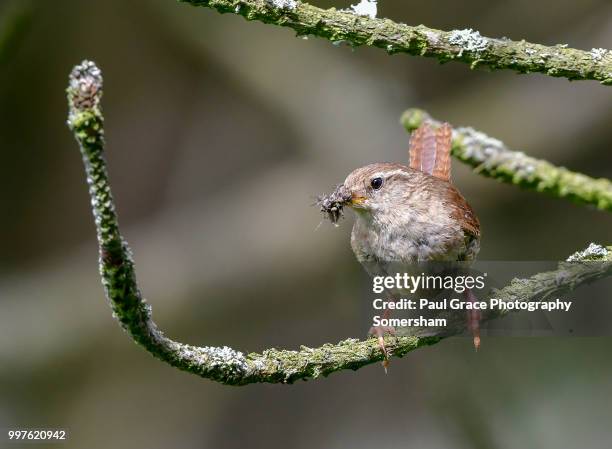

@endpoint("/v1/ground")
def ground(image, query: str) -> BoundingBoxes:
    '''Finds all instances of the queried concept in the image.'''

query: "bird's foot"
[465,288,481,350]
[368,324,396,372]
[467,309,481,350]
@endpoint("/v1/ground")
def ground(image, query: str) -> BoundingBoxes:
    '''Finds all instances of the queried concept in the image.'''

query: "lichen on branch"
[401,109,612,213]
[67,61,612,386]
[178,0,612,85]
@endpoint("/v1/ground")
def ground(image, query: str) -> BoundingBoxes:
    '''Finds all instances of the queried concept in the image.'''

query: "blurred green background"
[1,0,611,448]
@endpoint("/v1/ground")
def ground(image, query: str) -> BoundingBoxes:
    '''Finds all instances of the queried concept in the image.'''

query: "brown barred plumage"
[409,121,453,182]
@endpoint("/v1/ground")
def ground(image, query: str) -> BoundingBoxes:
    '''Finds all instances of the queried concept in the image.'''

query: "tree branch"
[67,61,612,386]
[401,109,612,212]
[177,0,612,85]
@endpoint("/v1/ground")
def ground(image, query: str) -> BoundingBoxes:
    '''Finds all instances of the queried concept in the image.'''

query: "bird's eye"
[370,177,384,190]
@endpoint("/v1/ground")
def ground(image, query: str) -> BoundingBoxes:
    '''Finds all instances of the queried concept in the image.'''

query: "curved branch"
[67,61,612,386]
[178,0,612,85]
[401,109,612,212]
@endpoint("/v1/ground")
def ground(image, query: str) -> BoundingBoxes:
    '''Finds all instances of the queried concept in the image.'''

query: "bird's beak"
[333,184,366,208]
[349,194,367,207]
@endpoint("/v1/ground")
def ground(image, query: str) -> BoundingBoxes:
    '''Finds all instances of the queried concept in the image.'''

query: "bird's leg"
[369,307,396,372]
[464,288,481,350]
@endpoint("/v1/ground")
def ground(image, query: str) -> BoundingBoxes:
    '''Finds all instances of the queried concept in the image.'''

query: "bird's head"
[318,162,425,224]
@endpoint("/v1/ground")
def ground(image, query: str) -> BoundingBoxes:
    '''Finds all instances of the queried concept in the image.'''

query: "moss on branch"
[177,0,612,85]
[67,61,612,386]
[401,109,612,212]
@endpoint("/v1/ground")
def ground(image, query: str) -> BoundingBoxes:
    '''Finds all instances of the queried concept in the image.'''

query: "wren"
[317,122,481,362]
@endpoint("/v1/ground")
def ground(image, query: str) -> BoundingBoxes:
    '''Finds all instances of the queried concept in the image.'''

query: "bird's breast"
[350,213,469,265]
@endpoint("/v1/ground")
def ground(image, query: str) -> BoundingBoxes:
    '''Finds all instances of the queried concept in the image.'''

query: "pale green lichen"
[266,0,297,10]
[448,28,489,56]
[590,48,609,62]
[567,243,610,262]
[347,0,377,19]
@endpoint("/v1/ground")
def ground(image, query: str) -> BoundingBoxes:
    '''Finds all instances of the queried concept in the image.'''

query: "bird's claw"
[465,289,482,350]
[369,325,396,372]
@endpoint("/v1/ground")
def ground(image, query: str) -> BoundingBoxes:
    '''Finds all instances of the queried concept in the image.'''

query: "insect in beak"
[317,184,352,225]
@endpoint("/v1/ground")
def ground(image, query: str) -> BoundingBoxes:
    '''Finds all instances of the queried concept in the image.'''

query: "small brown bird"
[318,122,481,362]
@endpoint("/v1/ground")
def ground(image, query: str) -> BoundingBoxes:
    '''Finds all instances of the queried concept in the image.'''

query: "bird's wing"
[445,183,481,260]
